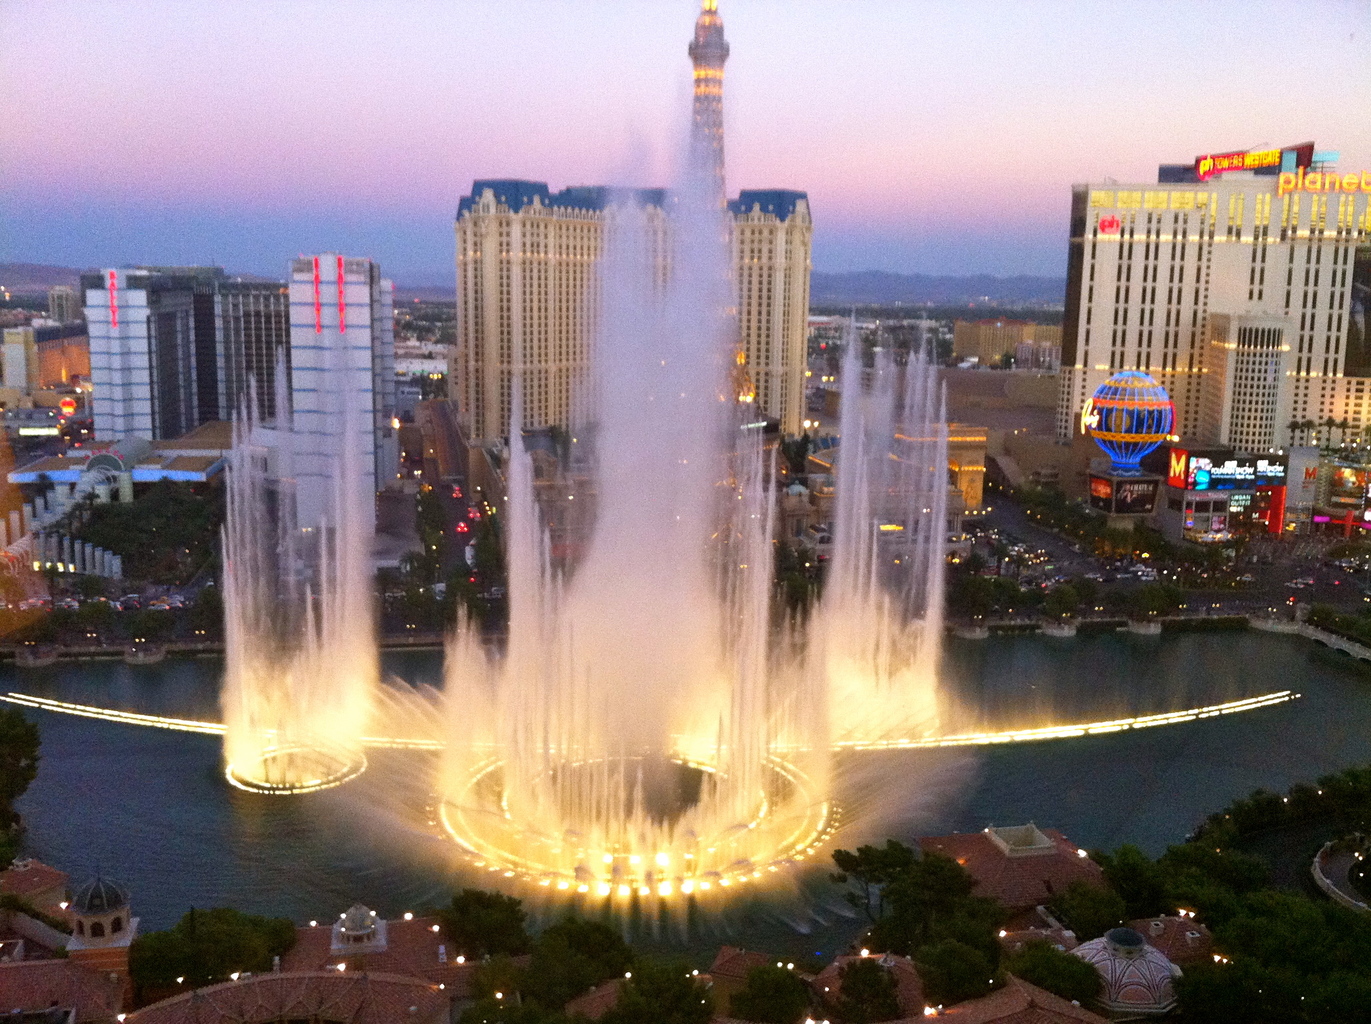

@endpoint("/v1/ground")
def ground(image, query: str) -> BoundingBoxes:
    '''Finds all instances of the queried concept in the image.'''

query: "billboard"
[1164,446,1260,491]
[1328,463,1369,508]
[1089,475,1158,514]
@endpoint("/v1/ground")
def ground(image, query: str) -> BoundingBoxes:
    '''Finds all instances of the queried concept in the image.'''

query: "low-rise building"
[918,824,1105,919]
[932,974,1108,1022]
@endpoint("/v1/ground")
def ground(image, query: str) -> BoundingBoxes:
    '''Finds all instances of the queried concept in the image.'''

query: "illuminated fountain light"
[813,325,948,747]
[1,689,1300,752]
[219,356,377,794]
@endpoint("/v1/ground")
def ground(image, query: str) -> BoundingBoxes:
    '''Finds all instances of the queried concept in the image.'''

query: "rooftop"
[0,958,124,1022]
[126,971,448,1024]
[933,974,1109,1023]
[918,826,1104,913]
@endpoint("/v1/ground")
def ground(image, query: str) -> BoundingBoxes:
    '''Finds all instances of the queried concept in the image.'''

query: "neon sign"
[1278,168,1371,196]
[312,256,322,334]
[1098,215,1121,235]
[107,270,119,329]
[336,255,347,335]
[1195,148,1282,181]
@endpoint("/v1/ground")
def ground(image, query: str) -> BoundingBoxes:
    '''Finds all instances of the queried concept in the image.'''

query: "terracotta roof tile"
[0,958,124,1022]
[708,946,775,981]
[813,954,923,1017]
[1127,916,1213,966]
[929,975,1109,1023]
[918,828,1104,913]
[564,976,626,1020]
[280,917,480,997]
[125,971,447,1024]
[0,860,69,907]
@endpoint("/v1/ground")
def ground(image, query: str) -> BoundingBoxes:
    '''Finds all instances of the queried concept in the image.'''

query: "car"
[119,595,142,610]
[167,595,186,608]
[55,598,80,611]
[451,485,463,499]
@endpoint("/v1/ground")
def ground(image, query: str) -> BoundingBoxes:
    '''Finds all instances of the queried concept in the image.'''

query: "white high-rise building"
[83,267,290,441]
[287,255,397,532]
[1058,144,1371,452]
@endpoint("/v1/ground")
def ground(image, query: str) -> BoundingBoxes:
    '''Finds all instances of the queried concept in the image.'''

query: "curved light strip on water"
[0,689,1298,752]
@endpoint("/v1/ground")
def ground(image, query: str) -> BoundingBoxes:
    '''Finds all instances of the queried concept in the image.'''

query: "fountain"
[220,355,378,794]
[816,326,948,746]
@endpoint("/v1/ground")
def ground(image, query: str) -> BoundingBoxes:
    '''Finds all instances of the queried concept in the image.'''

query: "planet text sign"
[1278,168,1371,196]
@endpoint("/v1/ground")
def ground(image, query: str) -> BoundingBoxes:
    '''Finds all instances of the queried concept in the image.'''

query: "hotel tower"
[1058,143,1371,453]
[452,1,812,442]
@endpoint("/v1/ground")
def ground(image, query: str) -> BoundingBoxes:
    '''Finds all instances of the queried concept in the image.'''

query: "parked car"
[55,598,80,611]
[119,594,142,610]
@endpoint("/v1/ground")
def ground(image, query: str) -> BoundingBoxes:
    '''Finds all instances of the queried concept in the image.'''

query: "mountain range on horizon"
[0,262,1065,308]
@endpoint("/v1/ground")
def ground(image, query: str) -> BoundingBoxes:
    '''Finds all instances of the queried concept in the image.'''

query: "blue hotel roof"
[458,181,807,221]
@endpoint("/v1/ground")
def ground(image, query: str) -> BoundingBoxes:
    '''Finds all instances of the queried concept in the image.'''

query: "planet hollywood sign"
[1278,167,1371,197]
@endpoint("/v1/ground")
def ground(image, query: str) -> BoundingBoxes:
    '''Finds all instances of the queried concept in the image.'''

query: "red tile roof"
[563,976,626,1020]
[813,954,923,1017]
[708,946,776,981]
[929,975,1109,1023]
[918,827,1105,913]
[1127,916,1213,966]
[281,916,480,997]
[0,860,69,909]
[126,971,447,1024]
[0,958,124,1022]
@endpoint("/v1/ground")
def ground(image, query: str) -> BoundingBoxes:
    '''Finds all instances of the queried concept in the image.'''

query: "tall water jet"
[221,343,378,793]
[440,172,831,895]
[817,323,948,746]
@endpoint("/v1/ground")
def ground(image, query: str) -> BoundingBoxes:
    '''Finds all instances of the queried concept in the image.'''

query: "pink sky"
[2,0,1367,281]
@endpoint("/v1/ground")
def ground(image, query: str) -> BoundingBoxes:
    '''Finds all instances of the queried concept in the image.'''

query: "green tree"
[869,852,980,954]
[1048,882,1125,941]
[459,1000,566,1024]
[599,960,712,1024]
[439,889,529,958]
[830,840,918,923]
[1043,583,1080,619]
[129,907,295,991]
[188,585,223,636]
[917,938,993,1006]
[834,957,902,1024]
[1096,844,1168,919]
[1004,941,1101,1005]
[522,917,634,1010]
[0,707,39,866]
[728,964,811,1024]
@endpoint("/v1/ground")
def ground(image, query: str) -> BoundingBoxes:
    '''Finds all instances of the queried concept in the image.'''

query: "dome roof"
[1073,927,1181,1015]
[71,876,129,916]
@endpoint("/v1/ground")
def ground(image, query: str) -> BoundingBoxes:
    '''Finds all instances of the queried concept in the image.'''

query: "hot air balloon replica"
[1081,371,1174,517]
[1082,371,1175,474]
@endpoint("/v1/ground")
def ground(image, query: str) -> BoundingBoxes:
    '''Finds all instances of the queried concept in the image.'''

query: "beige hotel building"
[452,180,812,442]
[1057,144,1371,453]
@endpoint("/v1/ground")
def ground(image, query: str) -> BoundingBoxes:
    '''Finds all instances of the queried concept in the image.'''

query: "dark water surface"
[8,632,1370,950]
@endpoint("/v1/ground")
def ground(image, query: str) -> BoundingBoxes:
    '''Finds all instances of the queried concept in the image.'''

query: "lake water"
[8,631,1371,954]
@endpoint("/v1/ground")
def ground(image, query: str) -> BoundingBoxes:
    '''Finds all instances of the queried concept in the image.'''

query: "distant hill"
[0,262,88,293]
[4,262,1067,308]
[810,270,1065,307]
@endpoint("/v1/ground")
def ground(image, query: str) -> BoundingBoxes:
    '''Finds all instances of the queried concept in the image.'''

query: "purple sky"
[2,0,1367,283]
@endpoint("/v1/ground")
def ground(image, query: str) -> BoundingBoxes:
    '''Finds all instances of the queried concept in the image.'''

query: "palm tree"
[1302,419,1317,446]
[1289,419,1303,446]
[1322,416,1339,450]
[1339,418,1353,448]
